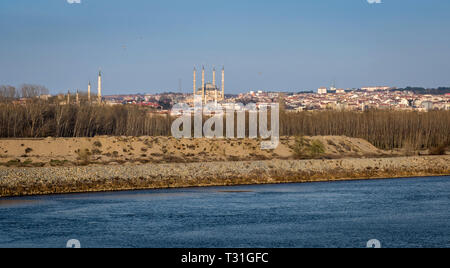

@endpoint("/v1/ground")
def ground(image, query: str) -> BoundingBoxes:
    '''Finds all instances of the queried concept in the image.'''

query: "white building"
[361,86,391,92]
[318,87,328,94]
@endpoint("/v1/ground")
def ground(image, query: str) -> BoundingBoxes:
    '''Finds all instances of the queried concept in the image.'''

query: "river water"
[0,176,449,248]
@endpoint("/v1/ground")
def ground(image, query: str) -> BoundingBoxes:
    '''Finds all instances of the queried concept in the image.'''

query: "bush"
[429,144,447,155]
[76,148,91,164]
[292,136,308,159]
[93,141,102,148]
[91,148,102,155]
[292,137,325,159]
[310,140,326,157]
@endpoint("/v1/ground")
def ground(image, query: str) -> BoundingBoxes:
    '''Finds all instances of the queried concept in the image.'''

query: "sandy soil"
[0,136,394,167]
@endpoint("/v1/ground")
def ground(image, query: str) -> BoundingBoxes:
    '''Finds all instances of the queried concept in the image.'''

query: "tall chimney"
[88,82,91,103]
[97,70,102,104]
[221,66,225,100]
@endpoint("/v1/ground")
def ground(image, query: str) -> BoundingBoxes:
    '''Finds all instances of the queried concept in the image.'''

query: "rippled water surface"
[1,176,449,248]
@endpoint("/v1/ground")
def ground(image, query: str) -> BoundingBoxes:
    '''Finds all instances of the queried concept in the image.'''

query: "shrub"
[92,148,102,155]
[93,141,102,148]
[292,136,309,159]
[429,144,447,155]
[76,148,91,164]
[292,136,325,159]
[5,159,21,167]
[327,140,336,146]
[49,159,68,166]
[25,147,33,154]
[310,140,326,157]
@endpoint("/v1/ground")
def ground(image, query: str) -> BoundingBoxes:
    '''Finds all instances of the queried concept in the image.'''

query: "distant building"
[421,101,433,111]
[361,86,392,92]
[193,66,225,104]
[318,87,328,94]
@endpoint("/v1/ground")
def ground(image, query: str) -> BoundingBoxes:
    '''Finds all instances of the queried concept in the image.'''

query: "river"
[0,176,449,248]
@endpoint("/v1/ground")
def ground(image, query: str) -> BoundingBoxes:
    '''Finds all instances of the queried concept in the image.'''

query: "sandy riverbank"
[0,136,395,167]
[1,156,449,197]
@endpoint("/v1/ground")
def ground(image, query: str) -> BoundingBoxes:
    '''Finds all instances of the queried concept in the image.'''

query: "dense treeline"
[281,110,450,150]
[0,84,49,101]
[0,103,171,138]
[395,87,450,95]
[0,102,448,150]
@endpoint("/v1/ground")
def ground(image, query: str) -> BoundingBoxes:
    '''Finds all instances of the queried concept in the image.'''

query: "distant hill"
[395,87,450,95]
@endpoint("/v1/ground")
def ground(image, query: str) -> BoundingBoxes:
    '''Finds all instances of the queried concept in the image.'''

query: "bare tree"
[0,85,18,101]
[20,84,49,99]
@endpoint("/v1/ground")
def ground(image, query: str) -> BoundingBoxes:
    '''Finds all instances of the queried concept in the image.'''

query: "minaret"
[221,66,225,100]
[214,88,218,106]
[97,70,102,104]
[67,91,70,104]
[76,90,80,105]
[213,67,216,87]
[193,67,196,96]
[201,66,205,102]
[88,82,91,103]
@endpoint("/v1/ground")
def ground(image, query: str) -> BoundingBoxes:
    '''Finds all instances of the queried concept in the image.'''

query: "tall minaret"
[212,67,216,87]
[201,66,205,101]
[97,70,102,104]
[193,67,196,96]
[76,90,80,105]
[221,66,225,100]
[88,82,91,103]
[67,91,70,104]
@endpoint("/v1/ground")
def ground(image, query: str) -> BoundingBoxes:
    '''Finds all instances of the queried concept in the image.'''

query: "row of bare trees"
[0,84,49,101]
[281,110,450,150]
[0,102,448,150]
[0,103,171,138]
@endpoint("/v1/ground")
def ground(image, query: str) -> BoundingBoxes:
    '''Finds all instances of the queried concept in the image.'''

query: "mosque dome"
[204,83,217,90]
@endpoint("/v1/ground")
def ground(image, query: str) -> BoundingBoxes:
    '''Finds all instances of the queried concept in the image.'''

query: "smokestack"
[97,70,102,104]
[221,66,225,101]
[193,67,196,96]
[88,82,91,103]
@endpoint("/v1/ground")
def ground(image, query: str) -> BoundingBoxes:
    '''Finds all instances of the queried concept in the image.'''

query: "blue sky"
[1,0,450,94]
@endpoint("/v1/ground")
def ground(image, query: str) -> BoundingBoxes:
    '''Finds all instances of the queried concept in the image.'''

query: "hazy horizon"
[1,0,450,95]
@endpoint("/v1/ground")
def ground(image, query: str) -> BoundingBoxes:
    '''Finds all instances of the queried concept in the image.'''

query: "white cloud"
[367,0,382,3]
[67,0,81,4]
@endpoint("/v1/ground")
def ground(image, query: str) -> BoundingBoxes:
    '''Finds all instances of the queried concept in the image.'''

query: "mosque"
[193,66,225,104]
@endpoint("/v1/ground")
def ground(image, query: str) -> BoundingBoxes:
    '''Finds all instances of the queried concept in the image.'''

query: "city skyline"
[1,0,450,94]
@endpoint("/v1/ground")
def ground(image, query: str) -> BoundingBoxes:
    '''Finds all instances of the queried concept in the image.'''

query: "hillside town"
[100,87,450,113]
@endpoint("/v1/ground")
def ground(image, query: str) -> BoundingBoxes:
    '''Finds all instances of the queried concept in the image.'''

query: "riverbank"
[0,136,396,167]
[1,156,449,197]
